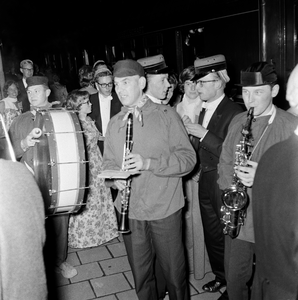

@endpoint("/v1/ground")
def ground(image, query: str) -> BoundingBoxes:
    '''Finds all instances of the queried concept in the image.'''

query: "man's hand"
[21,128,42,151]
[182,115,208,138]
[123,153,150,171]
[235,160,258,187]
[113,179,127,191]
[182,115,208,139]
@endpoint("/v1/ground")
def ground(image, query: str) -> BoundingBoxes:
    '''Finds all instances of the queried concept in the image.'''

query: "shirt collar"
[202,94,225,110]
[146,94,163,104]
[98,92,113,101]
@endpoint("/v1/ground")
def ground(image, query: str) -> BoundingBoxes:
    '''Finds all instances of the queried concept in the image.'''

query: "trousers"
[123,209,189,300]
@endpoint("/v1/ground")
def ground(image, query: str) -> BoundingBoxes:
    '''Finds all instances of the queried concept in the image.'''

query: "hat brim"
[145,66,169,75]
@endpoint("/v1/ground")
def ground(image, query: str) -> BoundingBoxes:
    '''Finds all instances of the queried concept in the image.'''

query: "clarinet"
[118,113,134,233]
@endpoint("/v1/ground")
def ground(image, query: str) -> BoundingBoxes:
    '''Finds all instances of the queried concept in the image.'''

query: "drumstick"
[31,128,42,139]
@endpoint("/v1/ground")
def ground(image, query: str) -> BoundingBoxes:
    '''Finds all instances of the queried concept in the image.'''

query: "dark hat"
[194,54,227,80]
[20,59,33,68]
[113,59,145,78]
[238,62,278,87]
[26,76,49,88]
[137,54,168,74]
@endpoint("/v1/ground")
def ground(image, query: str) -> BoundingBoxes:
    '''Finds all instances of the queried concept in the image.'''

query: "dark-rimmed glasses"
[96,82,113,88]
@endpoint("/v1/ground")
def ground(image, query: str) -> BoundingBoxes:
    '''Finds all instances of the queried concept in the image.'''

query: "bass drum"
[33,109,87,216]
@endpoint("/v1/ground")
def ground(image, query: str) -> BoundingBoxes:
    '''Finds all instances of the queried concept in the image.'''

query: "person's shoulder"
[151,101,182,123]
[11,110,32,124]
[223,96,244,112]
[90,92,99,101]
[275,107,298,125]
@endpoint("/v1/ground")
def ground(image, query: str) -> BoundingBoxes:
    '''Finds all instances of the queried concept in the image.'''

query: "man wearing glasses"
[17,59,34,112]
[183,55,243,300]
[88,64,122,155]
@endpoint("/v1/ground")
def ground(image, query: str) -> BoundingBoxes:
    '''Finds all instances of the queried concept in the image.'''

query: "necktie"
[198,107,206,125]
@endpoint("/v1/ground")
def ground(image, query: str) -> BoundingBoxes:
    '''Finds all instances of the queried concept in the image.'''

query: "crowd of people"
[0,52,298,300]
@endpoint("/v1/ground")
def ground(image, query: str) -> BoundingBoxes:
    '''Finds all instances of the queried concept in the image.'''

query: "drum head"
[33,112,55,215]
[33,110,87,216]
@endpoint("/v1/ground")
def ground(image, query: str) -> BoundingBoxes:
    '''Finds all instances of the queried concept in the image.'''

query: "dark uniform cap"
[113,59,145,78]
[194,54,227,80]
[26,76,49,88]
[238,62,278,87]
[137,54,168,75]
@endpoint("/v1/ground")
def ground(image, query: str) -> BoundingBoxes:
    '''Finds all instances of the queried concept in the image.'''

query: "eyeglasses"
[96,82,113,88]
[196,80,219,86]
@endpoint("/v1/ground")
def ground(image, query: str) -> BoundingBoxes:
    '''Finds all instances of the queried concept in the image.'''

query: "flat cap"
[113,59,145,78]
[137,54,168,75]
[26,76,49,88]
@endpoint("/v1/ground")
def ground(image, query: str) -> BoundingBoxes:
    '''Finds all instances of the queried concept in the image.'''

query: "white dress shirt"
[98,93,112,136]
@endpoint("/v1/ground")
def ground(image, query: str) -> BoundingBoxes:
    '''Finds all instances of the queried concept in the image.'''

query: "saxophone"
[220,107,254,239]
[118,112,134,233]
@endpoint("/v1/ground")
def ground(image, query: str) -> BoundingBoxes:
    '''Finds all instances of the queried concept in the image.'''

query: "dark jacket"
[88,91,122,154]
[193,95,244,173]
[17,79,30,113]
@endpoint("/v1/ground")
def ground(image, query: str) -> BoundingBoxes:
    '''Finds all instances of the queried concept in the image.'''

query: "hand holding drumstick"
[21,128,42,151]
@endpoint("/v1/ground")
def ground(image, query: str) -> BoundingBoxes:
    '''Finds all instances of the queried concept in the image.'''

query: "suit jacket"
[88,91,122,154]
[17,79,30,113]
[193,95,244,173]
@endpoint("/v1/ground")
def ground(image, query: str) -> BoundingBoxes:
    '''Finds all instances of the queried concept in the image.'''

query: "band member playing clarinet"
[217,62,298,300]
[102,59,196,300]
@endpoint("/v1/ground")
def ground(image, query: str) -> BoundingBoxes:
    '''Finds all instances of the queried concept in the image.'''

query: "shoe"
[56,262,78,279]
[202,280,226,293]
[218,290,229,300]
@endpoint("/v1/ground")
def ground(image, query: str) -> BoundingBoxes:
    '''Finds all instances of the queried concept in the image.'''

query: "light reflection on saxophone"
[220,107,254,238]
[118,112,133,233]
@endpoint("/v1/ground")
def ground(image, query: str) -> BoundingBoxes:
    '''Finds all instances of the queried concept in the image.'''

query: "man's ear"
[46,88,51,97]
[139,76,147,90]
[272,84,279,97]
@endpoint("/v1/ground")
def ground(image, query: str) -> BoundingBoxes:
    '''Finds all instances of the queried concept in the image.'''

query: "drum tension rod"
[49,186,89,195]
[48,160,89,166]
[44,131,85,136]
[49,203,87,209]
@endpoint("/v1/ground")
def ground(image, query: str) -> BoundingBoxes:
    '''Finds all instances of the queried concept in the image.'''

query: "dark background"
[0,0,296,109]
